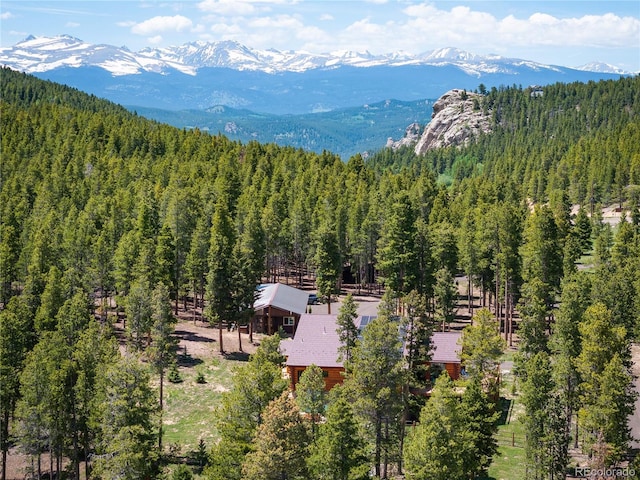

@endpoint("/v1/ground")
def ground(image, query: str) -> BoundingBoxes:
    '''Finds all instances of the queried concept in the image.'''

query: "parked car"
[307,293,319,305]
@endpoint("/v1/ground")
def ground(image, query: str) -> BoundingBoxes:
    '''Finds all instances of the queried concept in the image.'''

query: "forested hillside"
[371,77,640,206]
[1,67,639,479]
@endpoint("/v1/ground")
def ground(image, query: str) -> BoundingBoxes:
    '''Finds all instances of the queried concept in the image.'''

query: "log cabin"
[282,314,354,391]
[428,331,463,382]
[252,283,309,336]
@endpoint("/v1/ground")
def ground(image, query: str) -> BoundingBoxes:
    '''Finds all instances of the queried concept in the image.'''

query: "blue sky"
[2,1,639,71]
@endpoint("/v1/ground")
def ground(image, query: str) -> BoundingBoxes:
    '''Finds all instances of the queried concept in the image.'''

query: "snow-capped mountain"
[0,35,629,115]
[1,35,196,76]
[575,61,628,75]
[1,34,598,76]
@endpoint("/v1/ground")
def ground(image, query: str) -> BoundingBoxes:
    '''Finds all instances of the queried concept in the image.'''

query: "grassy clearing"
[484,369,527,480]
[162,356,238,454]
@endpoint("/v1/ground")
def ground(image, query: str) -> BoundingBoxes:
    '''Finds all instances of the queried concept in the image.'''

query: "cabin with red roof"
[428,331,463,382]
[281,314,351,391]
[282,315,463,392]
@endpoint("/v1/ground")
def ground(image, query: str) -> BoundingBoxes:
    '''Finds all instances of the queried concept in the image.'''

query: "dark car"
[307,293,319,305]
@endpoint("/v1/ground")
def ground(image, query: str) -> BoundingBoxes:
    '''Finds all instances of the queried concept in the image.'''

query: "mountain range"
[3,34,630,77]
[1,35,631,115]
[1,35,634,157]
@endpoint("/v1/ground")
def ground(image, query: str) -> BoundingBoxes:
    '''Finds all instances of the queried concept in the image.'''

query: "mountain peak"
[423,47,482,62]
[1,35,630,78]
[575,61,628,75]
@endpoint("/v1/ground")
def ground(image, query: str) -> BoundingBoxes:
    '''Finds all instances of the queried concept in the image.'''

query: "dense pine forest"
[1,67,640,479]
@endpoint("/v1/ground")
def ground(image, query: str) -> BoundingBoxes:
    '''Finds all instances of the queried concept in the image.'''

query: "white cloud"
[1,11,14,20]
[65,21,80,28]
[131,15,193,35]
[148,35,163,44]
[398,4,640,52]
[319,13,333,21]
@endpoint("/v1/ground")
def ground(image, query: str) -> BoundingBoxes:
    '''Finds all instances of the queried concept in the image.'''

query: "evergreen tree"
[460,375,500,477]
[241,391,310,480]
[345,312,405,478]
[314,220,341,314]
[296,364,326,441]
[520,351,554,480]
[147,282,178,452]
[205,200,236,353]
[521,205,563,306]
[34,265,65,333]
[574,206,592,253]
[377,191,418,298]
[0,297,34,480]
[433,267,457,332]
[336,293,359,366]
[459,308,505,381]
[184,215,210,318]
[92,355,158,480]
[404,374,474,480]
[125,277,153,351]
[205,335,287,480]
[307,388,368,480]
[575,303,634,463]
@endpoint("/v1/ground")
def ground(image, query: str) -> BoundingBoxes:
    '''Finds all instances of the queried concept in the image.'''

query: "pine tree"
[205,200,236,354]
[433,267,456,332]
[520,351,553,480]
[34,265,65,333]
[307,387,368,480]
[575,303,634,463]
[404,374,474,480]
[205,336,287,480]
[314,220,341,314]
[345,312,405,478]
[336,293,359,366]
[460,376,500,477]
[0,297,34,480]
[459,308,505,381]
[125,277,153,351]
[92,355,158,480]
[147,282,178,452]
[241,391,310,480]
[296,364,326,441]
[377,191,417,297]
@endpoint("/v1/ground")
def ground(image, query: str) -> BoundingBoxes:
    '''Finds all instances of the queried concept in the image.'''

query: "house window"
[283,316,295,326]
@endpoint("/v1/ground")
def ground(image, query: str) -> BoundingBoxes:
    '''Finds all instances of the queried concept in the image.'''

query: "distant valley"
[1,35,632,156]
[132,99,434,159]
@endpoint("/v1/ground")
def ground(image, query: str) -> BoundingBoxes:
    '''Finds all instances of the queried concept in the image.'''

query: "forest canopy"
[1,67,639,479]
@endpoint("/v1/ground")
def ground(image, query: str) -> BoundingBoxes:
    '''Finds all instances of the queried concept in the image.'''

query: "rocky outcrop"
[388,89,492,155]
[414,89,491,154]
[386,122,423,150]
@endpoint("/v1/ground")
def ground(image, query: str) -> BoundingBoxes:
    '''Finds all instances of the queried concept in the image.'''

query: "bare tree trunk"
[218,319,224,354]
[159,369,164,452]
[1,409,8,480]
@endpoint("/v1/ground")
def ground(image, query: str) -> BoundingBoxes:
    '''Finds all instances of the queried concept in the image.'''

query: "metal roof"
[430,332,462,364]
[253,283,309,316]
[283,314,359,368]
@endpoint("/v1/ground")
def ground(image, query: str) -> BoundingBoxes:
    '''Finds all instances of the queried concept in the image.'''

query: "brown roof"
[283,314,357,368]
[430,332,462,364]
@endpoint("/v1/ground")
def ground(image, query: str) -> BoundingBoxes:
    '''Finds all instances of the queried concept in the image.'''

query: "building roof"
[253,283,309,316]
[430,331,462,364]
[283,314,359,368]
